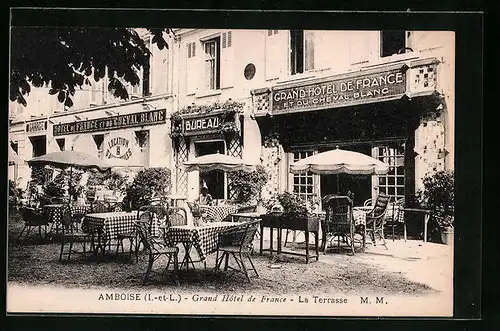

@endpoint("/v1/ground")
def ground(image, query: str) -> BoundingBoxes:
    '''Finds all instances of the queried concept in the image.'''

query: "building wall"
[9,29,174,189]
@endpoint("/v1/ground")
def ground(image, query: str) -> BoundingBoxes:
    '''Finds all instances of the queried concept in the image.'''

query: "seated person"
[198,186,213,206]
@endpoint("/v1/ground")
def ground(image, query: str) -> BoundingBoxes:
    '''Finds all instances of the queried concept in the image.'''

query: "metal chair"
[17,207,51,243]
[322,195,355,255]
[365,194,391,249]
[59,205,91,261]
[215,220,260,283]
[134,219,180,285]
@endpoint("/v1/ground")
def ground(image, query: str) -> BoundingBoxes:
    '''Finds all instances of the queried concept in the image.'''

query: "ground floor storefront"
[9,97,174,191]
[252,57,452,208]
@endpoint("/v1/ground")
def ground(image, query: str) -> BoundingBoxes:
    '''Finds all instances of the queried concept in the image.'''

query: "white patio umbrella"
[290,147,390,194]
[183,153,257,173]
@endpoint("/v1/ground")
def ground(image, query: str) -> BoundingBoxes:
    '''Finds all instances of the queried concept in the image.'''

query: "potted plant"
[263,192,315,230]
[219,121,240,142]
[418,170,454,245]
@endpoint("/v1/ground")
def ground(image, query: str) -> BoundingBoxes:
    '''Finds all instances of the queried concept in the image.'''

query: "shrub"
[30,166,53,185]
[123,167,171,210]
[43,169,83,201]
[9,180,23,209]
[228,165,270,204]
[418,170,454,228]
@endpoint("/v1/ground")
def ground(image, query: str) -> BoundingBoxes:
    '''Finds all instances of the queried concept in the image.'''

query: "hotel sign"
[182,114,222,136]
[53,109,166,136]
[26,120,48,134]
[271,69,407,114]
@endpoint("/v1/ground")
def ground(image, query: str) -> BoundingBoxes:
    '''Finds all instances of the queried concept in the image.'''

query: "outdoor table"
[82,211,156,255]
[164,221,240,270]
[199,205,239,223]
[260,214,320,264]
[402,208,431,243]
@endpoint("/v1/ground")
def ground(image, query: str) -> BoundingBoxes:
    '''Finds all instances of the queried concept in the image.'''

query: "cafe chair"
[91,201,108,213]
[323,196,355,255]
[59,205,91,262]
[17,207,51,244]
[166,207,188,227]
[215,220,260,283]
[186,201,205,226]
[50,196,66,204]
[365,194,391,249]
[384,198,405,241]
[134,219,180,285]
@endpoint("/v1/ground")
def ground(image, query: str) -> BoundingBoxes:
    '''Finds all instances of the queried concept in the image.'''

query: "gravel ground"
[8,211,437,296]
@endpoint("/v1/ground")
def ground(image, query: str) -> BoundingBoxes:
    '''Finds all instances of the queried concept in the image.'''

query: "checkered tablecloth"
[199,205,239,223]
[82,211,145,241]
[164,222,239,261]
[353,205,405,223]
[43,204,65,224]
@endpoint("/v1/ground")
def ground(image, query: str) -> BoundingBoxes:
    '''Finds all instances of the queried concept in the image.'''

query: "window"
[290,30,314,75]
[56,138,65,151]
[204,38,221,90]
[10,141,18,154]
[380,31,406,57]
[92,134,104,159]
[29,136,46,157]
[292,151,315,201]
[374,142,405,200]
[135,130,150,166]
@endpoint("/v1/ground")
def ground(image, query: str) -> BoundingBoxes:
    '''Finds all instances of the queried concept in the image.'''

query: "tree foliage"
[228,165,269,204]
[123,167,171,210]
[10,27,171,107]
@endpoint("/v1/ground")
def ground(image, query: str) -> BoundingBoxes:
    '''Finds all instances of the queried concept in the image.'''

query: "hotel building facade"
[9,29,454,207]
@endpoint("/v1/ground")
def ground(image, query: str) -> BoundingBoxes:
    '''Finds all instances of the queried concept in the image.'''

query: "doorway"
[319,144,372,207]
[194,140,226,199]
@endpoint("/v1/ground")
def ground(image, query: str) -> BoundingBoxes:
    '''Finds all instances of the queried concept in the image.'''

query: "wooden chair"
[215,220,260,283]
[59,205,91,261]
[322,195,355,255]
[17,207,51,243]
[134,219,180,285]
[365,194,391,249]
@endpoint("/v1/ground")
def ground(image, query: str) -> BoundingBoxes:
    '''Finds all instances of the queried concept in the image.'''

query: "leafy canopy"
[10,27,171,107]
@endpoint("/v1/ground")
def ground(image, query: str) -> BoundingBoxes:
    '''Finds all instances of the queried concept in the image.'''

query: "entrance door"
[194,140,226,199]
[319,144,372,207]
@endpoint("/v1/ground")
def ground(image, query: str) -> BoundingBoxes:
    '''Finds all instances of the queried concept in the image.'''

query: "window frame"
[289,30,314,76]
[380,30,407,58]
[203,37,221,91]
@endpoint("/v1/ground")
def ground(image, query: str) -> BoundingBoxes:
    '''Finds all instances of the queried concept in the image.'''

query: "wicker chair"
[91,201,108,213]
[385,198,405,241]
[322,195,355,255]
[134,219,180,285]
[59,205,91,261]
[17,207,51,243]
[215,220,260,282]
[167,207,188,227]
[365,194,391,249]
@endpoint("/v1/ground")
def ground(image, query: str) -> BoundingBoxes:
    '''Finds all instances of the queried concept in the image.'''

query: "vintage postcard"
[8,21,456,316]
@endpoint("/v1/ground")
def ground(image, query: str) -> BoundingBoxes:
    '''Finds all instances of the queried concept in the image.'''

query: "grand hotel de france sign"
[271,68,407,115]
